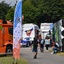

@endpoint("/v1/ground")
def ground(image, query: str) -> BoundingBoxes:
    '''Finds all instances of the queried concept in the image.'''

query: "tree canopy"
[23,0,64,25]
[5,7,15,21]
[0,0,64,25]
[0,1,11,20]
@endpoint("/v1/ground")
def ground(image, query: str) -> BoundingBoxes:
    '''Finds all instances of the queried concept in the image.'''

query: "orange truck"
[0,20,13,54]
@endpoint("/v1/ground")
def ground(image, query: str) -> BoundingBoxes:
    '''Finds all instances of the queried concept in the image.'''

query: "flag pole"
[13,57,17,64]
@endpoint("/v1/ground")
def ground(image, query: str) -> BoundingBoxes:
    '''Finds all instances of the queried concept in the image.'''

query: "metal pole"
[13,57,17,64]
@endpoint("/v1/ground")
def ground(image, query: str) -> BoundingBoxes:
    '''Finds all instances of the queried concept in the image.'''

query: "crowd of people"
[30,34,60,59]
[30,34,49,59]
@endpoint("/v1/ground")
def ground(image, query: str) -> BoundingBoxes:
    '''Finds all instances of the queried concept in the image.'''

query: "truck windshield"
[9,27,13,35]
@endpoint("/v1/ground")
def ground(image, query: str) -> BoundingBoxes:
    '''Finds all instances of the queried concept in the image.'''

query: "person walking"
[32,37,39,59]
[45,36,50,50]
[40,38,45,52]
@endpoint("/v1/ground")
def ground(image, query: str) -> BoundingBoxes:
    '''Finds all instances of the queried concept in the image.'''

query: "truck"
[21,23,39,46]
[40,23,53,39]
[0,20,13,54]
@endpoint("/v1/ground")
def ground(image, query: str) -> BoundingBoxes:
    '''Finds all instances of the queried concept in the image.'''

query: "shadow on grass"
[0,54,12,57]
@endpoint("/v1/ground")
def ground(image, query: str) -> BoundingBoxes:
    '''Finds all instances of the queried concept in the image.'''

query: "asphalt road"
[20,47,64,64]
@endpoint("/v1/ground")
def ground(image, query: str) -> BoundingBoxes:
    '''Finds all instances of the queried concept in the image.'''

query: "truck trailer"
[21,23,39,46]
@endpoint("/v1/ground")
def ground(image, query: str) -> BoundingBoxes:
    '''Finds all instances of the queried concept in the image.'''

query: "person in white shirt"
[45,36,50,50]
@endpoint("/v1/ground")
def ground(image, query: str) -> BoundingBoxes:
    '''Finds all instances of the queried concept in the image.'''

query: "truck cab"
[0,20,13,54]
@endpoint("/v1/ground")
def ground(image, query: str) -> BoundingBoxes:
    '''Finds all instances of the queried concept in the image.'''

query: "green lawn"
[57,52,64,56]
[0,56,28,64]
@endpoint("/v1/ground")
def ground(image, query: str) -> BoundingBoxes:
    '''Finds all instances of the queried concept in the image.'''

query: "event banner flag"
[13,0,22,59]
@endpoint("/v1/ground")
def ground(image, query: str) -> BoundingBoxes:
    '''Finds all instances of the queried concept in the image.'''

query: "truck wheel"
[6,46,12,54]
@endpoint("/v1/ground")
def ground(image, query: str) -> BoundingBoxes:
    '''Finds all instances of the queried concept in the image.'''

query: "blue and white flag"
[13,0,22,59]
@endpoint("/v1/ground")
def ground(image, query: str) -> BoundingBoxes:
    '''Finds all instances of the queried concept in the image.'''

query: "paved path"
[20,47,64,64]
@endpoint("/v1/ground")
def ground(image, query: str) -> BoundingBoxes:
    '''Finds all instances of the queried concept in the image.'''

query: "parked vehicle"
[40,23,53,39]
[0,20,13,54]
[21,23,39,46]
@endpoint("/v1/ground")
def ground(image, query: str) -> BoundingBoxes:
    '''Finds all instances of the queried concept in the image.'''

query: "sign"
[13,0,22,59]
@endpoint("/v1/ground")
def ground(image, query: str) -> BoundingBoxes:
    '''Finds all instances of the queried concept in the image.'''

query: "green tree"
[0,1,11,20]
[1,0,63,24]
[6,7,15,21]
[23,0,39,24]
[23,0,64,25]
[33,0,64,23]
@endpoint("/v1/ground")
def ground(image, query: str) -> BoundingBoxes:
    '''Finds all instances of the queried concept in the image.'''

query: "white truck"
[40,23,53,39]
[21,23,39,46]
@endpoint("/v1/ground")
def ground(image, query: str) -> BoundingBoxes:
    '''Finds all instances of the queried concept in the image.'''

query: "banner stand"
[13,0,22,62]
[13,57,17,64]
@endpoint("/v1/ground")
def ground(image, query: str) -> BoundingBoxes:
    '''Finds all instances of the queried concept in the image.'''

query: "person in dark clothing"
[51,43,60,54]
[32,37,38,59]
[40,39,45,52]
[38,34,44,52]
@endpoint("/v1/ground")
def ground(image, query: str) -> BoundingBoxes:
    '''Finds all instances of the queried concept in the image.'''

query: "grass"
[49,50,64,56]
[49,49,64,56]
[0,55,28,64]
[57,52,64,56]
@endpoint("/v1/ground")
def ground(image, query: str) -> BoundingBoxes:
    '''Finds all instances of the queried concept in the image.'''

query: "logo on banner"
[17,17,21,22]
[25,28,33,36]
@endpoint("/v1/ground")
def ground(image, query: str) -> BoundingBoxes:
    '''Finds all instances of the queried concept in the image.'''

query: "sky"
[0,0,18,6]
